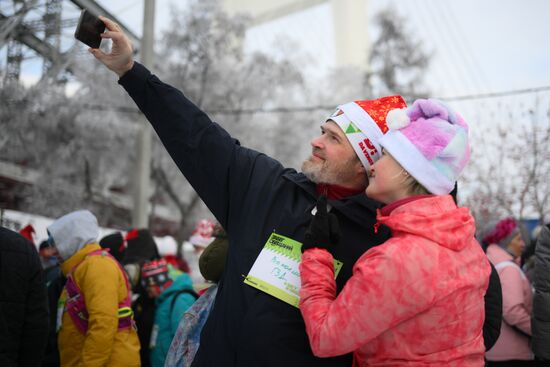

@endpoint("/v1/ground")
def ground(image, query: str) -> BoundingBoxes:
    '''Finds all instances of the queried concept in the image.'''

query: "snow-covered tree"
[366,6,430,99]
[460,96,550,224]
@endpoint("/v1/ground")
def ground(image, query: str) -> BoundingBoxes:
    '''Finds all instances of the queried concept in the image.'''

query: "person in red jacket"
[300,99,491,366]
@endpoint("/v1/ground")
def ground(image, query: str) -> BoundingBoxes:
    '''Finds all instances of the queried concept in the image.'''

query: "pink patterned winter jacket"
[300,195,491,366]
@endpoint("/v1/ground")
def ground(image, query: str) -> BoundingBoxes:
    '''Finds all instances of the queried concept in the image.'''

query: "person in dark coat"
[484,261,503,351]
[452,184,503,351]
[122,228,161,367]
[99,231,126,263]
[0,226,49,366]
[91,20,502,367]
[38,240,65,367]
[532,223,550,361]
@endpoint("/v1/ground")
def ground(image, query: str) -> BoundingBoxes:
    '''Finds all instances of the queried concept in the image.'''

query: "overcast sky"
[2,0,549,122]
[3,0,549,99]
[2,0,548,218]
[88,0,550,99]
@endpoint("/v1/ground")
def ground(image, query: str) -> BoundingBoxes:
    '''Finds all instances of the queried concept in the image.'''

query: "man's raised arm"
[86,16,287,231]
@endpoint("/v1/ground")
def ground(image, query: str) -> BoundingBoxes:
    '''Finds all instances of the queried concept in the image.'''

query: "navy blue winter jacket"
[119,63,388,367]
[0,227,49,367]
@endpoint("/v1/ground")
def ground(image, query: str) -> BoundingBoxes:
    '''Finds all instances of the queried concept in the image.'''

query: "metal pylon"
[42,0,62,74]
[6,38,22,81]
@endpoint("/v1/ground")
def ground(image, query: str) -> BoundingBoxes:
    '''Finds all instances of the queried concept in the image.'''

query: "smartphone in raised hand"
[74,9,105,49]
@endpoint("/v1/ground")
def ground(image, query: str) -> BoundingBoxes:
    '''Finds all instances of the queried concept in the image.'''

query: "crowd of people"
[1,14,549,367]
[2,212,548,366]
[1,215,227,367]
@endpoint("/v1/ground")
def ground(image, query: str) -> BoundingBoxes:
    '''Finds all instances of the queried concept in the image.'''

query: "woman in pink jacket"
[484,218,534,365]
[299,99,491,366]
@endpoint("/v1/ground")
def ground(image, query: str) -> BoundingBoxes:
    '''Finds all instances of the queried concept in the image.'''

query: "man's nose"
[311,135,324,149]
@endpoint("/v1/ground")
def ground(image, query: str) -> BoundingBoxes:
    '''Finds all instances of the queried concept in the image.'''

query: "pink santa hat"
[189,219,216,248]
[379,99,470,195]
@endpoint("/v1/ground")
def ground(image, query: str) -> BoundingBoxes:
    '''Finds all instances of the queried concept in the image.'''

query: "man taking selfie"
[89,16,501,367]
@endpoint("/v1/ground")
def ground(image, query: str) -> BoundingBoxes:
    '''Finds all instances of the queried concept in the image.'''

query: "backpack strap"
[169,289,199,323]
[494,260,527,280]
[64,249,135,334]
[494,260,531,337]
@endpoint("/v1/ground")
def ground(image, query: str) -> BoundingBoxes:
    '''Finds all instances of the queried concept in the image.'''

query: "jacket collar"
[486,243,514,264]
[282,171,383,227]
[282,171,317,198]
[377,195,475,251]
[60,243,102,276]
[316,183,364,200]
[380,195,434,216]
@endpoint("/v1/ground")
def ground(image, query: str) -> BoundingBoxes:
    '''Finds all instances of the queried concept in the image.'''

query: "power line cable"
[399,1,462,95]
[303,3,332,70]
[434,0,489,91]
[441,85,550,101]
[427,0,483,93]
[432,0,484,89]
[419,0,481,94]
[73,84,550,116]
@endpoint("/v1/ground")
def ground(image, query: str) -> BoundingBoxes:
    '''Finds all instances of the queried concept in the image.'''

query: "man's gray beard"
[301,158,339,185]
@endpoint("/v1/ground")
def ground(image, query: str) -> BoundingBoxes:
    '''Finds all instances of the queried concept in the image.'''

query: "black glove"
[302,195,341,252]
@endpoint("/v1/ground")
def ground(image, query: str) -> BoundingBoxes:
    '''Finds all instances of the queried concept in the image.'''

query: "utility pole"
[132,0,155,228]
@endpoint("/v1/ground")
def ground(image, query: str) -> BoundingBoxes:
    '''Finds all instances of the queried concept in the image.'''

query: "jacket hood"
[377,195,476,251]
[157,272,195,303]
[48,210,99,261]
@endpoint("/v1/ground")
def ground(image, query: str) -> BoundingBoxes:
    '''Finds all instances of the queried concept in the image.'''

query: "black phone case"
[74,10,105,49]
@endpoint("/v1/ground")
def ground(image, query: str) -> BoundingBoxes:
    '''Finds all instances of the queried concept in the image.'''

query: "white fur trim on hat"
[328,102,383,170]
[386,108,410,130]
[379,130,454,194]
[189,234,215,248]
[342,102,385,150]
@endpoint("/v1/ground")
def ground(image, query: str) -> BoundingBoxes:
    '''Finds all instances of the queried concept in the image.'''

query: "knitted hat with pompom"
[380,99,470,195]
[482,218,520,248]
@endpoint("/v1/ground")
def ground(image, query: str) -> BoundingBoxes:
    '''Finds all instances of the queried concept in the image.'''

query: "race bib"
[244,232,343,308]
